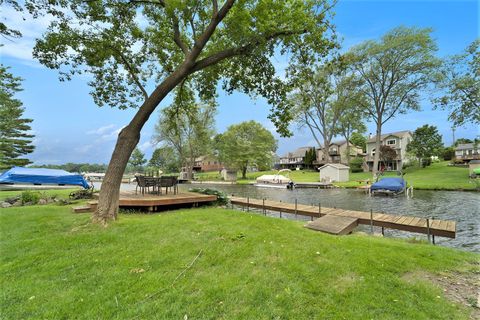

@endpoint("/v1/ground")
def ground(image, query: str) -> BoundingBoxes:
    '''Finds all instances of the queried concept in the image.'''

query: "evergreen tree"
[0,65,35,170]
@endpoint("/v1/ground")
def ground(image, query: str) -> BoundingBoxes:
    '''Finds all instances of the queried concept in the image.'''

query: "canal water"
[180,184,480,253]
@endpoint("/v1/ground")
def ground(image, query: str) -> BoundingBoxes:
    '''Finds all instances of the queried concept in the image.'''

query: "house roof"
[281,146,315,158]
[367,131,411,143]
[455,143,476,151]
[318,163,350,170]
[316,140,347,149]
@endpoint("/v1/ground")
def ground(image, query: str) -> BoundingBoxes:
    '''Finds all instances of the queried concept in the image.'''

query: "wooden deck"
[73,192,217,213]
[230,196,456,238]
[119,191,217,209]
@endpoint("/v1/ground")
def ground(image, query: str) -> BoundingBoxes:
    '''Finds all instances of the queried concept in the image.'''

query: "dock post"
[426,218,431,243]
[381,226,385,236]
[295,199,297,218]
[318,202,321,217]
[279,200,282,219]
[263,198,265,215]
[370,209,374,234]
[431,216,435,245]
[247,197,250,212]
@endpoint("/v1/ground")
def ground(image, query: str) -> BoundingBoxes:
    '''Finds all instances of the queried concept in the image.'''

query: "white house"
[318,163,350,182]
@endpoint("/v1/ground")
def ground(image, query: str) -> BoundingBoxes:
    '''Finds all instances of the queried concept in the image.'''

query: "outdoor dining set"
[135,175,179,195]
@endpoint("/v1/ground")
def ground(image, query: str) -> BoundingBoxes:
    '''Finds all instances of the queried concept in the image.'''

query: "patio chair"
[135,175,146,195]
[136,175,157,195]
[158,176,178,195]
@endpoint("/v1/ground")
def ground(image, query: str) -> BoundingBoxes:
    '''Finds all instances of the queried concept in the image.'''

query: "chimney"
[368,133,372,139]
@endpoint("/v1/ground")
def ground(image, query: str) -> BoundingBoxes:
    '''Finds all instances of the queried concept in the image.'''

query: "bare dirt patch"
[402,267,480,319]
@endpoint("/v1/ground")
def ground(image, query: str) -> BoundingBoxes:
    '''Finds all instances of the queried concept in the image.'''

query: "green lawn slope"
[1,205,478,319]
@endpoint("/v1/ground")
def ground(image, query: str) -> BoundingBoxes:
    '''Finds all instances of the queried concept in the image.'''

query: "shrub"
[421,158,431,167]
[442,147,455,161]
[20,191,41,205]
[349,157,364,173]
[189,188,229,206]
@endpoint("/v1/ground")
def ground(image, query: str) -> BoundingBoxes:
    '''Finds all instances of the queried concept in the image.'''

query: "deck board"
[305,215,359,235]
[119,191,217,207]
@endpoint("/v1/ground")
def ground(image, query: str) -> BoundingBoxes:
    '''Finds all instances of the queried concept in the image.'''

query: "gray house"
[277,146,315,169]
[365,131,412,171]
[455,143,480,163]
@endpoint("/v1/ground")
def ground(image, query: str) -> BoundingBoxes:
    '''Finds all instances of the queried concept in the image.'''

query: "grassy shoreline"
[1,204,479,319]
[196,161,479,191]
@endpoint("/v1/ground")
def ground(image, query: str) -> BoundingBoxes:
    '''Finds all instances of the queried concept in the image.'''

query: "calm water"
[179,184,480,253]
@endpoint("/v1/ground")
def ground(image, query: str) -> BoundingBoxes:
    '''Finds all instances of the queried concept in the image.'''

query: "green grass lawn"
[1,204,478,319]
[0,188,77,201]
[196,161,478,190]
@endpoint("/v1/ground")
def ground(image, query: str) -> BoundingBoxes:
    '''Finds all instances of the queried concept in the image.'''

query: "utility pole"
[451,126,456,146]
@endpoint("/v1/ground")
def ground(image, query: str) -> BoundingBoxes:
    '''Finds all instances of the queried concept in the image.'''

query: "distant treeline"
[32,163,109,173]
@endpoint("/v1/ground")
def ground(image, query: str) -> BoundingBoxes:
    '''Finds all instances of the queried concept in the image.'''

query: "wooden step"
[305,215,359,235]
[72,205,93,213]
[87,201,98,211]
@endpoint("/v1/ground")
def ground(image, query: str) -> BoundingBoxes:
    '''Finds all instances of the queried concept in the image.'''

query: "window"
[387,139,396,145]
[371,148,376,156]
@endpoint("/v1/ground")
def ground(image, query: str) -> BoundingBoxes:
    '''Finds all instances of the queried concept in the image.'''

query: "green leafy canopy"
[28,0,336,136]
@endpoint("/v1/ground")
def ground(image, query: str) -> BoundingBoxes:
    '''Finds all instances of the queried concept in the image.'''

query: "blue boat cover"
[370,177,405,192]
[0,167,90,189]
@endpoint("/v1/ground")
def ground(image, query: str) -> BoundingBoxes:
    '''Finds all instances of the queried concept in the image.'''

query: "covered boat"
[255,169,294,189]
[370,177,406,196]
[0,167,90,190]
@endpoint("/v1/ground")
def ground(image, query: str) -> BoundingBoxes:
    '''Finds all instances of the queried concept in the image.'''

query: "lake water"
[108,182,479,253]
[182,184,480,253]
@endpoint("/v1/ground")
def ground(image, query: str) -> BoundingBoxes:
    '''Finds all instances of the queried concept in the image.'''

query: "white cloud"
[138,140,152,152]
[0,6,52,65]
[87,124,116,135]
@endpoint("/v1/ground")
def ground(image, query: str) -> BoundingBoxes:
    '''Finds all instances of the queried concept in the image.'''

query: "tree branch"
[172,14,189,55]
[190,29,308,73]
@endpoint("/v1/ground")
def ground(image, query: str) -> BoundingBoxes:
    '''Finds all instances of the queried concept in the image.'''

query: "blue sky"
[1,0,479,164]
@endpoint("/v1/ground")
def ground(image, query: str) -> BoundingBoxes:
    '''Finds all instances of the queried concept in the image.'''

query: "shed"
[221,168,237,182]
[468,160,480,175]
[318,163,350,182]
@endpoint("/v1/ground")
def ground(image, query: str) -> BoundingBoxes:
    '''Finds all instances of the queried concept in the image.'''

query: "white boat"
[254,169,295,189]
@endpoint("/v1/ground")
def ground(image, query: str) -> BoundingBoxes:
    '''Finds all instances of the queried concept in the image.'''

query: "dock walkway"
[229,196,456,239]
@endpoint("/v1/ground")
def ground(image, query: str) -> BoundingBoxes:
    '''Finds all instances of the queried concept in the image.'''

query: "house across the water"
[365,130,412,172]
[454,143,480,163]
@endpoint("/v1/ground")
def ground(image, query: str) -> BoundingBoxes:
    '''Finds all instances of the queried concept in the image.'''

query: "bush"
[20,191,41,205]
[442,147,455,161]
[421,158,431,167]
[189,188,229,206]
[349,157,364,173]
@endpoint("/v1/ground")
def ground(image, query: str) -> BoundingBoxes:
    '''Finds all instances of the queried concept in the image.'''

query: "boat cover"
[256,174,291,184]
[0,167,90,189]
[370,177,405,192]
[473,167,480,175]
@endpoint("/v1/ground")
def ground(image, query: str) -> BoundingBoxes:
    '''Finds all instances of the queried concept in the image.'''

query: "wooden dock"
[73,192,217,213]
[229,196,456,239]
[294,182,333,189]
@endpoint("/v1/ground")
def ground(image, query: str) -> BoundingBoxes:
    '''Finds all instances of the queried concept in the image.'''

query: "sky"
[0,0,479,165]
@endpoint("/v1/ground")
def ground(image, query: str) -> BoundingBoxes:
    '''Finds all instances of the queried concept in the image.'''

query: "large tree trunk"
[94,67,190,224]
[94,126,139,224]
[372,121,382,177]
[323,137,331,163]
[241,165,247,179]
[345,140,351,165]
